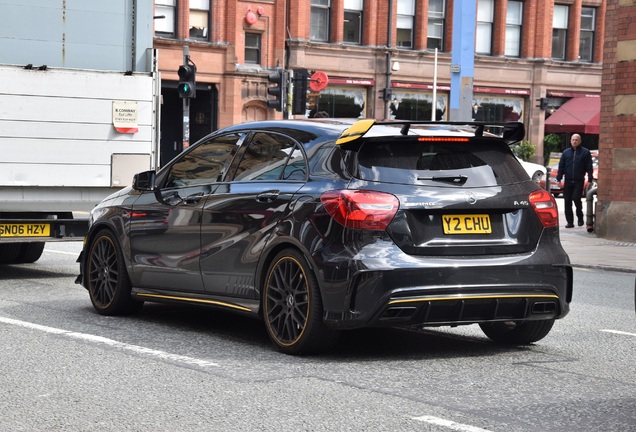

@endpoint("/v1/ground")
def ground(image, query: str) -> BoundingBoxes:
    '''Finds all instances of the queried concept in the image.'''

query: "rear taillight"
[321,190,399,230]
[529,189,558,228]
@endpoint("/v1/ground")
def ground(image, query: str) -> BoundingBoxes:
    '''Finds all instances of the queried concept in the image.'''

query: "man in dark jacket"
[556,134,594,228]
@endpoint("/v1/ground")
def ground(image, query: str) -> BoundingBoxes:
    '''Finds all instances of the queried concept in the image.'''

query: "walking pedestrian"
[556,134,594,228]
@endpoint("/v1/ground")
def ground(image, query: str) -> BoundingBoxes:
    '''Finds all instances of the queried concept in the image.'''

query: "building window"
[505,1,523,56]
[389,91,448,121]
[155,0,176,37]
[427,0,445,50]
[311,0,331,42]
[344,0,363,44]
[397,0,415,48]
[245,33,261,64]
[189,0,209,40]
[472,96,524,123]
[476,0,494,55]
[579,7,595,62]
[552,4,569,60]
[315,87,367,118]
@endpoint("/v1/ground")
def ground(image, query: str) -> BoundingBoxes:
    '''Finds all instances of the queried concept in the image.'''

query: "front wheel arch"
[86,228,143,316]
[262,248,338,355]
[256,241,321,316]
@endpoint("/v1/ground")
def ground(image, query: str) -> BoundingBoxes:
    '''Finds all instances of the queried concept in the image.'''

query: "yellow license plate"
[442,214,492,234]
[0,223,51,237]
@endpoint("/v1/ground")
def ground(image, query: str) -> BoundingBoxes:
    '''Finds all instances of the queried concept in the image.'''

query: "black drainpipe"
[384,0,394,120]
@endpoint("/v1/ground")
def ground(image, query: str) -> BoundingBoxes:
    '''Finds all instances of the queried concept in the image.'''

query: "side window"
[282,146,308,180]
[233,133,307,181]
[164,133,243,188]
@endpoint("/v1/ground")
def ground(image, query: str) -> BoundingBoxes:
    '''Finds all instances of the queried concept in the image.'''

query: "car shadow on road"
[0,264,77,280]
[130,303,529,361]
[132,302,271,348]
[327,327,528,361]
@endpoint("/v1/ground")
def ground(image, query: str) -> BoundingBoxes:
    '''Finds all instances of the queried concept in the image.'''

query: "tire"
[16,242,45,263]
[0,243,21,264]
[86,229,143,316]
[479,319,555,344]
[263,249,338,355]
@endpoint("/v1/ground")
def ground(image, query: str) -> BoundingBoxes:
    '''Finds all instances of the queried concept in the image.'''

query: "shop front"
[390,82,449,121]
[386,83,528,124]
[471,87,528,123]
[311,78,373,118]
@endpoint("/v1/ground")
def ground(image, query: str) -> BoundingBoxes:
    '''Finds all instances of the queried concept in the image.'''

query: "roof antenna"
[475,125,484,137]
[400,124,410,135]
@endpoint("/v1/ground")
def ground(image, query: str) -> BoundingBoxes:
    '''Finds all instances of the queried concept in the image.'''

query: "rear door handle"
[256,190,280,203]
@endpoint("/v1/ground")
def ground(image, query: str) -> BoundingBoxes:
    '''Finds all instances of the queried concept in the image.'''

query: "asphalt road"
[0,242,635,432]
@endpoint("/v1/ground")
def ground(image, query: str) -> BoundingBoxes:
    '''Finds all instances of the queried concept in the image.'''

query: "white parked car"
[517,157,547,185]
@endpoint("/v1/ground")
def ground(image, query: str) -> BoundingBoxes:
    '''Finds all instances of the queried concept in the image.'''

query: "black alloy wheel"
[87,229,143,316]
[263,249,338,355]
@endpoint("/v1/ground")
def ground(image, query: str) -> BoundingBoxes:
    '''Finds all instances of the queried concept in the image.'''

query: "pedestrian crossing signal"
[178,63,196,98]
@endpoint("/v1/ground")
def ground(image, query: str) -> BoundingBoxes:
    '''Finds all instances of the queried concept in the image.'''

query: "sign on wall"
[113,101,139,134]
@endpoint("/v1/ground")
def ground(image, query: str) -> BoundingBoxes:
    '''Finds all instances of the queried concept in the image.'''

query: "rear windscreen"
[354,138,528,187]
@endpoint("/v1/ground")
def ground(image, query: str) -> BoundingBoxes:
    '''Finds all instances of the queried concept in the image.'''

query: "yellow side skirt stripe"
[136,293,252,312]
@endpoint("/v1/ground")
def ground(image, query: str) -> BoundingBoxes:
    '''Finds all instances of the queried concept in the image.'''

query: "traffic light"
[292,68,309,115]
[178,63,196,98]
[536,97,548,110]
[267,68,287,112]
[379,88,392,101]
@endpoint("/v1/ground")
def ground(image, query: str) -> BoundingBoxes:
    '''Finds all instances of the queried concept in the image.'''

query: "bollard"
[585,186,597,233]
[545,166,551,192]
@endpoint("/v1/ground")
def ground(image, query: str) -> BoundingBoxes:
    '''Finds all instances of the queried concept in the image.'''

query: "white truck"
[0,64,159,263]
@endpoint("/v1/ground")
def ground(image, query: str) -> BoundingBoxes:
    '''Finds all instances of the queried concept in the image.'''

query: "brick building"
[154,0,604,167]
[595,0,636,241]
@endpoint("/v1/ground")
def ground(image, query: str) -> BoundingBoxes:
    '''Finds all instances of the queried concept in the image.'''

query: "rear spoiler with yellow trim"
[335,119,525,146]
[335,119,375,145]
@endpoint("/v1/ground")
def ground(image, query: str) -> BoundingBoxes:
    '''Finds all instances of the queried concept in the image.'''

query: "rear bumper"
[317,238,572,330]
[323,265,572,329]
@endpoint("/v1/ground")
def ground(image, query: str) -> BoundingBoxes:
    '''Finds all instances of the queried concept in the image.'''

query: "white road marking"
[412,415,493,432]
[45,249,81,256]
[0,315,220,368]
[601,329,636,338]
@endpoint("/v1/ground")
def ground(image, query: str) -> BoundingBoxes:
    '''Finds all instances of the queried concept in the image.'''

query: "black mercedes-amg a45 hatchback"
[77,119,572,354]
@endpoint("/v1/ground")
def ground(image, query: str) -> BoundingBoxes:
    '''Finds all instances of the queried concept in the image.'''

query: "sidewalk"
[556,198,636,273]
[559,226,636,273]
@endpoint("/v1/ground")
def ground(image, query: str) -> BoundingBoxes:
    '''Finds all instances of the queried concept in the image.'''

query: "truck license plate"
[0,223,51,237]
[442,214,491,234]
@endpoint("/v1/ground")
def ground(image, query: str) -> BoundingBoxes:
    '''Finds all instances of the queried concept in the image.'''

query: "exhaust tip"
[531,301,557,314]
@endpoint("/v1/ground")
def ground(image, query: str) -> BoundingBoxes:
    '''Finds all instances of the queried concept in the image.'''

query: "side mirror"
[132,170,156,191]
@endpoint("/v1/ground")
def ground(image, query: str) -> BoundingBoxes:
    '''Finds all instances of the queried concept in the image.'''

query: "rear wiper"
[417,175,468,185]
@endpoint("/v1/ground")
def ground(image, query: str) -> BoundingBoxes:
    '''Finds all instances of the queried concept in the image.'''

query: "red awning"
[544,96,600,134]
